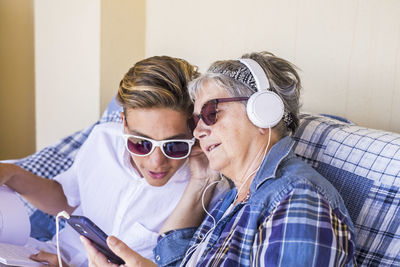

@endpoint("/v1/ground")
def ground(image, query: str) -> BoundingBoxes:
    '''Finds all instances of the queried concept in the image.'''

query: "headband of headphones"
[238,58,270,92]
[210,58,269,93]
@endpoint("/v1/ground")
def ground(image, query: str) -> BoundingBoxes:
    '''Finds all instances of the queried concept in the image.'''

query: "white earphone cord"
[180,179,222,266]
[181,127,271,265]
[234,126,271,203]
[56,211,70,267]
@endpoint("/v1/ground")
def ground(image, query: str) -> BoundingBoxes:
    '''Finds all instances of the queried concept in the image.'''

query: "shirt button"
[156,255,161,261]
[198,233,204,239]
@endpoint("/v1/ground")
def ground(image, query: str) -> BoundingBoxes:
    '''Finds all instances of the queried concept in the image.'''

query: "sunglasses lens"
[163,141,190,158]
[126,137,152,155]
[202,102,217,125]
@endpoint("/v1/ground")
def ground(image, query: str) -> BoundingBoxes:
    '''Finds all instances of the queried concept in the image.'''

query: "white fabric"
[54,122,190,265]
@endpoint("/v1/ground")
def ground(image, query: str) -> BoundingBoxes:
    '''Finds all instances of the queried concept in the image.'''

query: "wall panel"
[146,0,400,133]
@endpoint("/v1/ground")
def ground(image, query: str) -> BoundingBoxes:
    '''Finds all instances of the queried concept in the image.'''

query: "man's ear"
[121,112,126,126]
[121,112,129,134]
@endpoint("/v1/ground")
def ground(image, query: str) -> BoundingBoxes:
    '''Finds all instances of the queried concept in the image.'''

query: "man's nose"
[149,146,168,165]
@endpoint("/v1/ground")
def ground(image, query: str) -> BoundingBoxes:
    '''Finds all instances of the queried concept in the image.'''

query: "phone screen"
[67,215,125,265]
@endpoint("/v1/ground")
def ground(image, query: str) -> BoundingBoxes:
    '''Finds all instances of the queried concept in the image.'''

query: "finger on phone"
[80,236,118,267]
[106,236,133,258]
[107,236,155,266]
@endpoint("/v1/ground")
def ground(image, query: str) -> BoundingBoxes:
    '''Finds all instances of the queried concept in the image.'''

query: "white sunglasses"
[123,134,195,160]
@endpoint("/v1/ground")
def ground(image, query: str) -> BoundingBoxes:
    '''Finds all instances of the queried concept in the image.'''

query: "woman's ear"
[259,127,269,135]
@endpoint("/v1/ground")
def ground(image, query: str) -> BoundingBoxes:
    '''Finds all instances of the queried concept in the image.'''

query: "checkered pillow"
[14,109,122,240]
[293,114,400,267]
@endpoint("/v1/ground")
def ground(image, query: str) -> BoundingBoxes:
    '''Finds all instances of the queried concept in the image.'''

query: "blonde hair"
[117,56,199,117]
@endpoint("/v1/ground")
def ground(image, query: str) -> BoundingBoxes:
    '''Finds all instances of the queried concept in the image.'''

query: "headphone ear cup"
[246,91,284,128]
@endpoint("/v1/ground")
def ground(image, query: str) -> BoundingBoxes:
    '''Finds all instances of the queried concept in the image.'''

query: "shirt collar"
[250,136,295,192]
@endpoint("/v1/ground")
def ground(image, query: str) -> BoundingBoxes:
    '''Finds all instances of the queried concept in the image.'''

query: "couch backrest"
[293,114,400,267]
[11,109,400,266]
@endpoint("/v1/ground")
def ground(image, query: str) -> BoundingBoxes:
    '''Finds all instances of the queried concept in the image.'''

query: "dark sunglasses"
[123,134,195,159]
[187,97,248,132]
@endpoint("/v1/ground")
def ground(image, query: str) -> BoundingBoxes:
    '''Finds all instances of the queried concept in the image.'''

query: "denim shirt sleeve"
[153,227,197,266]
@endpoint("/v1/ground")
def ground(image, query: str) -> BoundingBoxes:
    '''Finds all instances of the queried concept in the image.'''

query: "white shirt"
[54,122,190,265]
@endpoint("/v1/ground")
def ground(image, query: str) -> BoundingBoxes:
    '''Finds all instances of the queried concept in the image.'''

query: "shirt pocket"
[118,221,158,260]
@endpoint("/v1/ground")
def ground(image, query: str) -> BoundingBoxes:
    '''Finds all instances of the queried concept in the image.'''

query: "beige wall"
[146,0,400,133]
[100,0,146,113]
[0,0,35,160]
[34,0,101,151]
[0,0,146,157]
[34,0,146,151]
[2,0,398,159]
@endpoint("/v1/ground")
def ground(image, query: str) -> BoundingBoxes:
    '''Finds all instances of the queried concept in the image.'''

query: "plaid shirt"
[155,137,356,266]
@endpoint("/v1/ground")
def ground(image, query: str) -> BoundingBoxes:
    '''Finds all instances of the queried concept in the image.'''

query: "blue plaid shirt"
[154,137,356,266]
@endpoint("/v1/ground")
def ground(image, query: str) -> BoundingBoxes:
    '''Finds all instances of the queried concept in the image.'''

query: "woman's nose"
[193,119,210,139]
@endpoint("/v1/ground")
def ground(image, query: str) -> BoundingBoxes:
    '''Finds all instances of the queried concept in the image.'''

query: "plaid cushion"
[14,109,122,240]
[293,114,400,267]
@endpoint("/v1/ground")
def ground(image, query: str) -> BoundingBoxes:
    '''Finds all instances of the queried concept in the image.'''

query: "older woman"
[83,52,356,266]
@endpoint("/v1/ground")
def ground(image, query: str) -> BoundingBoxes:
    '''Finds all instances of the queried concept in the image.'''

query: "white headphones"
[239,58,284,128]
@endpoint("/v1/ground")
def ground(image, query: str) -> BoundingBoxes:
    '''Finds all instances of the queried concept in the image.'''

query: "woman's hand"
[81,235,156,267]
[188,142,219,183]
[29,251,68,267]
[158,142,221,234]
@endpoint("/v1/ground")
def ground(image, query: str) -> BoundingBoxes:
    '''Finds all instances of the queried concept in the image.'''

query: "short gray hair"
[188,51,302,136]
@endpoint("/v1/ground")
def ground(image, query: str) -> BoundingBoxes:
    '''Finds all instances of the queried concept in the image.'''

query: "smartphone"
[67,215,125,265]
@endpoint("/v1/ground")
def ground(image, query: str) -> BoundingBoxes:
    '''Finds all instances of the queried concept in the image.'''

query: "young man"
[0,56,228,266]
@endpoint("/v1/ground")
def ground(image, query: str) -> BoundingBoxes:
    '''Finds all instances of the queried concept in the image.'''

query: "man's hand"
[29,251,68,267]
[81,235,156,267]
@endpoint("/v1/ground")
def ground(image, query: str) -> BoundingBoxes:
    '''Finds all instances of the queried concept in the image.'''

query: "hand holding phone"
[67,215,125,265]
